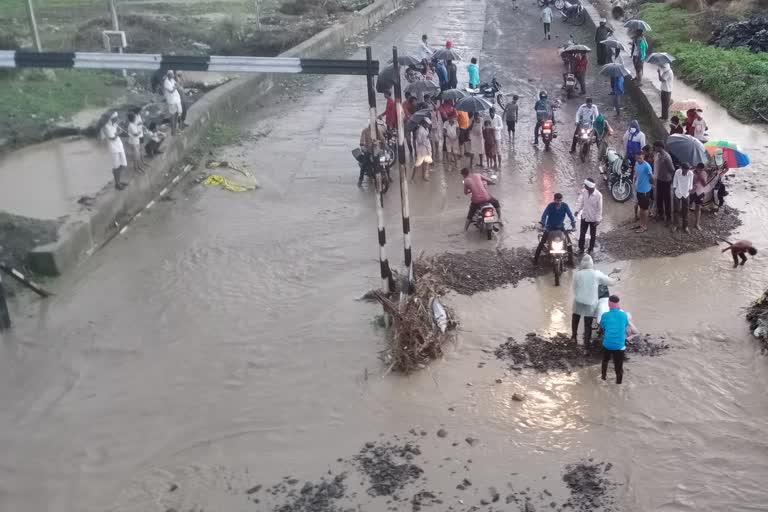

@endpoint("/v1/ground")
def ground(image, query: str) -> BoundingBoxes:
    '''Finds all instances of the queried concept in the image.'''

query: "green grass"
[204,122,241,147]
[0,69,116,122]
[640,3,768,120]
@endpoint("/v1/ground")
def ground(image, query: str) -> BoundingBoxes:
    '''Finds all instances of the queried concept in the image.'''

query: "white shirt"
[127,121,141,145]
[659,66,674,93]
[623,129,646,149]
[575,104,599,125]
[575,188,603,223]
[692,117,707,141]
[102,122,124,154]
[417,41,433,60]
[541,7,553,23]
[163,77,182,106]
[444,122,459,140]
[489,114,504,138]
[672,168,694,199]
[415,125,431,156]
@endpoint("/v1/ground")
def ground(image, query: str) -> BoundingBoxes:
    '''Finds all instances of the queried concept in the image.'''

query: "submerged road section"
[1,0,768,510]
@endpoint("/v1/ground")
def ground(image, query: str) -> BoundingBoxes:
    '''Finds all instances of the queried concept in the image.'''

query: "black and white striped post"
[366,47,393,296]
[391,46,415,292]
[0,51,379,75]
[0,273,10,330]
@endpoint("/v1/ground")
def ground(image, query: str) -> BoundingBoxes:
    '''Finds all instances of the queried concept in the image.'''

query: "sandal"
[634,227,647,233]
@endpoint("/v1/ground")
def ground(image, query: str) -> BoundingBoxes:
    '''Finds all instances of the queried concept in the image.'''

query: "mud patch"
[600,205,741,260]
[418,248,548,296]
[353,441,424,497]
[562,461,619,512]
[247,473,349,512]
[495,332,669,372]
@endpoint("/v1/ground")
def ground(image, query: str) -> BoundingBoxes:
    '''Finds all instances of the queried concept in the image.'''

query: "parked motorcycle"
[560,1,587,25]
[537,224,574,286]
[576,122,593,162]
[599,147,633,202]
[468,77,505,107]
[472,202,502,240]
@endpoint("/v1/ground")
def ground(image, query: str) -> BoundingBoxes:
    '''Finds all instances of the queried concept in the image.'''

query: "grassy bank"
[640,3,768,120]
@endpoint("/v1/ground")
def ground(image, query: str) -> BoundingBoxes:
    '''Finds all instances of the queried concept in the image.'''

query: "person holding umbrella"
[611,73,624,115]
[595,18,613,65]
[447,60,458,90]
[630,30,648,81]
[658,63,674,120]
[652,140,675,225]
[436,60,449,91]
[413,118,433,182]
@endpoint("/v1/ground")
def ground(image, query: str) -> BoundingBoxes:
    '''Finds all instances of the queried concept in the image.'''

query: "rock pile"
[710,17,768,52]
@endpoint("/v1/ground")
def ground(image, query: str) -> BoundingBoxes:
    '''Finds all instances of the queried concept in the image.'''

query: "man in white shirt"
[541,6,553,40]
[101,111,128,190]
[574,177,603,253]
[163,70,183,134]
[417,34,433,61]
[672,162,694,232]
[570,97,599,153]
[658,63,674,120]
[488,107,504,164]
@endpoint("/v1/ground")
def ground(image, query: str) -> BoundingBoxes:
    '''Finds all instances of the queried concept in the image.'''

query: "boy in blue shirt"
[468,58,480,89]
[599,295,638,384]
[633,152,654,233]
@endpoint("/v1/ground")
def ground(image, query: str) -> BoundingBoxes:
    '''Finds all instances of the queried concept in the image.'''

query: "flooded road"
[2,0,768,510]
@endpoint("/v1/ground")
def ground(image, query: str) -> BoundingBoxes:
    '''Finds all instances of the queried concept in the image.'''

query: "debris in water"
[245,484,261,494]
[437,428,448,438]
[353,441,424,497]
[746,289,768,351]
[495,332,669,372]
[562,461,618,512]
[512,392,526,402]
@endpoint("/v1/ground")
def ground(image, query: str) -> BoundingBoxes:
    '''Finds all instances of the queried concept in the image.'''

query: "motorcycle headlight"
[379,155,387,162]
[551,241,564,252]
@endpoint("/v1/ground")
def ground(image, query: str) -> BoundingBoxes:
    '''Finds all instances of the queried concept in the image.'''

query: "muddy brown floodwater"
[2,0,768,511]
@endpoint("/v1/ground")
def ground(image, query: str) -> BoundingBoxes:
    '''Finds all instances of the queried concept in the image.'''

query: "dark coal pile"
[746,289,768,352]
[562,461,618,512]
[245,473,350,512]
[710,17,768,52]
[495,332,669,372]
[417,247,548,295]
[354,441,424,497]
[600,205,741,261]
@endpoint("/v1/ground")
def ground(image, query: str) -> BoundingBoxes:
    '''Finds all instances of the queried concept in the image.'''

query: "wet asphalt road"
[2,0,768,510]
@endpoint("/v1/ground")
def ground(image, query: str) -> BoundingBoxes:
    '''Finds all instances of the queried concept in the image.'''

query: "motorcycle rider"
[358,122,386,186]
[534,192,576,264]
[533,91,556,146]
[570,97,599,153]
[461,167,502,231]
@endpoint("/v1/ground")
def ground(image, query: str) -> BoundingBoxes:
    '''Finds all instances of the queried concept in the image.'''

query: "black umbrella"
[562,44,592,53]
[405,108,433,132]
[666,134,708,166]
[439,88,467,102]
[599,62,632,78]
[388,55,423,67]
[600,38,627,52]
[432,48,462,61]
[646,52,675,65]
[624,19,651,32]
[405,80,440,98]
[455,95,492,113]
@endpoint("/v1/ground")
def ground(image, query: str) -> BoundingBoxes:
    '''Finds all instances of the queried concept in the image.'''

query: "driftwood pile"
[375,259,457,374]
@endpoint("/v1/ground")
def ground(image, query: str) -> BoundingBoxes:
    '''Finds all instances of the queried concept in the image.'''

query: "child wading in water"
[483,120,498,167]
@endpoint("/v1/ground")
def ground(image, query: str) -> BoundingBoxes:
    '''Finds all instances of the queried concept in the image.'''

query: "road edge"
[27,0,419,276]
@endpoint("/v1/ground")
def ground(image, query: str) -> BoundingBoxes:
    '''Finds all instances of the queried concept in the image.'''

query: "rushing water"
[1,0,768,510]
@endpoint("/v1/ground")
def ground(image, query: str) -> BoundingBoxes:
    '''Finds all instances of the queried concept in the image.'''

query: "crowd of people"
[100,70,185,191]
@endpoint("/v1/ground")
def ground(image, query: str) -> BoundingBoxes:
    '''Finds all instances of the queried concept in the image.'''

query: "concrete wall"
[28,0,412,276]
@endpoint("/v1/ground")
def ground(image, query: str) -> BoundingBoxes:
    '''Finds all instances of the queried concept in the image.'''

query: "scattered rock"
[512,393,526,402]
[168,483,178,492]
[562,461,618,512]
[495,378,503,384]
[711,17,768,52]
[465,437,478,447]
[437,428,448,438]
[246,484,262,494]
[354,441,424,497]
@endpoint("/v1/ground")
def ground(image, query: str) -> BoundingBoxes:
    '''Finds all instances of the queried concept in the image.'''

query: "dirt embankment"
[0,213,59,278]
[746,290,768,352]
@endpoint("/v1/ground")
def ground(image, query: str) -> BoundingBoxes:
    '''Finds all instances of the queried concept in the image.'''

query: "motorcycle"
[539,0,565,6]
[599,146,633,202]
[472,202,502,240]
[564,72,578,99]
[467,77,505,107]
[576,122,593,162]
[539,118,557,151]
[352,144,394,193]
[558,34,576,66]
[537,224,574,286]
[560,1,587,25]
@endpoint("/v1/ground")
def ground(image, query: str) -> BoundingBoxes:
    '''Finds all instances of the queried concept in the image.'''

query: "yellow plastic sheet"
[202,161,259,192]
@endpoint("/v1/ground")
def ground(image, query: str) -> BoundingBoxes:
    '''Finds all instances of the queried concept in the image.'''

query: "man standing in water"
[600,295,638,384]
[574,178,603,254]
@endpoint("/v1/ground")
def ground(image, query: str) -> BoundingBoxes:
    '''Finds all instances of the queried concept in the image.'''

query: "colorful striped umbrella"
[704,140,750,168]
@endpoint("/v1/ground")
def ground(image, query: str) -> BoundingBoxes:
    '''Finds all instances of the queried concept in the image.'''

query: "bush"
[640,4,768,119]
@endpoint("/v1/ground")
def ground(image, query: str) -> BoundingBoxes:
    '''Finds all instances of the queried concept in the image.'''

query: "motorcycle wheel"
[566,88,572,99]
[554,259,562,286]
[537,0,546,6]
[554,0,564,7]
[573,9,587,26]
[611,180,632,203]
[544,140,551,151]
[580,141,590,162]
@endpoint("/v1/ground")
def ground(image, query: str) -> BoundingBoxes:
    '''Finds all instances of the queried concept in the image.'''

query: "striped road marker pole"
[391,46,415,293]
[366,47,393,296]
[0,51,379,75]
[0,263,52,298]
[0,274,10,330]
